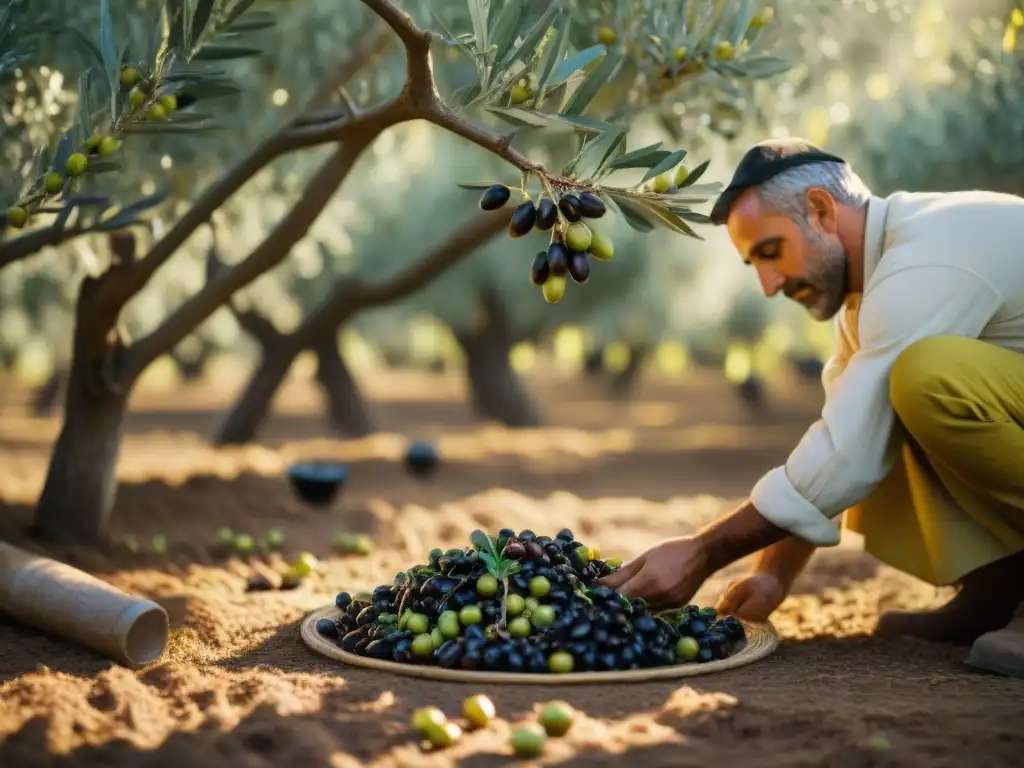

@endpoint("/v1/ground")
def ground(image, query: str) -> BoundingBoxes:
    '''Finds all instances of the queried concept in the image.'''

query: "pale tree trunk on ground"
[454,291,540,428]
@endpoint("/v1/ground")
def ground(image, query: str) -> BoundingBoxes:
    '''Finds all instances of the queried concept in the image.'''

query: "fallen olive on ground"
[462,693,496,729]
[539,700,575,736]
[510,723,547,758]
[316,528,747,674]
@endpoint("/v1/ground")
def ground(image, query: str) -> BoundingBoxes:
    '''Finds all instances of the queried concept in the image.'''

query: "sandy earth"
[0,367,1019,767]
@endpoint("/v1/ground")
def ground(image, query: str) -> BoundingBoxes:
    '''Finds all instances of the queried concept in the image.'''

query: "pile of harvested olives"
[315,528,746,674]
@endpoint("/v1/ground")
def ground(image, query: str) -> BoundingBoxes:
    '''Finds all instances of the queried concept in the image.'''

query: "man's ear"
[805,187,838,234]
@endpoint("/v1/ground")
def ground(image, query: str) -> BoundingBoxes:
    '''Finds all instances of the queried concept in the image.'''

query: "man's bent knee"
[889,336,976,430]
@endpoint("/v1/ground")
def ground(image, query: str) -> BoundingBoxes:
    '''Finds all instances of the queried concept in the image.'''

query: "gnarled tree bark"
[314,335,373,438]
[213,209,507,444]
[454,291,540,428]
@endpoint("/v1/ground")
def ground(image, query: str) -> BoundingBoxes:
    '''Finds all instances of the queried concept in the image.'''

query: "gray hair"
[755,161,871,224]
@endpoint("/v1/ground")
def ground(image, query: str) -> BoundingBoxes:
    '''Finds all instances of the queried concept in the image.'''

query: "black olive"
[530,252,550,286]
[339,613,359,632]
[340,629,365,652]
[348,599,371,614]
[590,586,616,602]
[335,592,353,610]
[697,647,714,663]
[528,651,548,673]
[519,561,536,577]
[372,584,393,602]
[482,643,504,670]
[684,604,700,615]
[461,649,481,670]
[507,650,525,672]
[558,194,582,222]
[689,618,708,637]
[356,606,378,627]
[556,528,575,541]
[567,252,591,283]
[518,529,536,542]
[508,200,537,237]
[393,637,413,662]
[355,637,372,654]
[570,617,593,640]
[569,641,590,658]
[511,574,529,592]
[479,184,511,210]
[536,566,554,580]
[547,243,569,277]
[524,544,548,561]
[618,645,636,667]
[599,651,618,670]
[464,624,487,641]
[436,639,464,668]
[536,536,553,547]
[504,542,526,560]
[578,191,607,218]
[452,587,477,608]
[720,615,746,643]
[484,603,499,619]
[593,628,610,646]
[316,618,340,639]
[535,197,557,230]
[704,631,730,660]
[654,617,678,638]
[630,598,647,615]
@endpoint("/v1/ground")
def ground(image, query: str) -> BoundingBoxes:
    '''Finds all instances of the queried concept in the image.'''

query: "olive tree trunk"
[214,340,301,445]
[314,335,373,438]
[610,343,651,397]
[455,293,540,428]
[31,367,68,416]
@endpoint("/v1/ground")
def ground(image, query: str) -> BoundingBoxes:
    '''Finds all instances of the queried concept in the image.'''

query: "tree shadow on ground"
[1,631,1020,768]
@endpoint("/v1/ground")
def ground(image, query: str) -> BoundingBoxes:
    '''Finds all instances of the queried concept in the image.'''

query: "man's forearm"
[696,499,792,574]
[752,535,817,592]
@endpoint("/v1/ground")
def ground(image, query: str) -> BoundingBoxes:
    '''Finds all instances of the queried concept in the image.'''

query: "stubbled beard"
[783,229,848,321]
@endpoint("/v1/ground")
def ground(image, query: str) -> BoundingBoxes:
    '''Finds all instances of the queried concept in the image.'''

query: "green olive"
[509,616,532,638]
[423,720,462,749]
[476,572,499,597]
[510,723,547,758]
[438,610,461,638]
[44,171,64,194]
[462,694,496,729]
[676,636,700,661]
[412,633,435,656]
[529,576,551,598]
[291,552,318,577]
[64,152,88,177]
[548,651,574,674]
[412,706,446,733]
[459,604,483,625]
[524,597,540,612]
[398,608,413,630]
[531,604,556,629]
[5,206,27,229]
[564,222,593,252]
[407,613,430,635]
[539,701,575,736]
[431,627,444,649]
[506,593,526,616]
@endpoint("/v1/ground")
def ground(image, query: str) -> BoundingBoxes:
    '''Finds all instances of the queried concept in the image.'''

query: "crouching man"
[603,138,1024,677]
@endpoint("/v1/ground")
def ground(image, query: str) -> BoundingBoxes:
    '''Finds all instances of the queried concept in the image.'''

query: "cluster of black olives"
[478,185,615,304]
[316,528,746,674]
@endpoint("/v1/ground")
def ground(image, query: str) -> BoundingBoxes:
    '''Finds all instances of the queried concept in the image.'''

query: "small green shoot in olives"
[539,701,575,736]
[462,694,496,729]
[510,723,547,758]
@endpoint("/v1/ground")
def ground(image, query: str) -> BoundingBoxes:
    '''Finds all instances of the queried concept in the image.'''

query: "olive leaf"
[192,44,262,60]
[496,3,559,73]
[533,16,572,105]
[674,158,710,188]
[456,180,507,190]
[49,130,74,174]
[488,0,524,73]
[562,46,621,116]
[608,142,670,171]
[641,149,687,183]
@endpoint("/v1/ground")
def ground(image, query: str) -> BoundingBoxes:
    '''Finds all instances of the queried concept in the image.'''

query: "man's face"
[726,188,849,321]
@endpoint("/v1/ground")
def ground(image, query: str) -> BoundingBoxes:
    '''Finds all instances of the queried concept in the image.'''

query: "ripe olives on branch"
[558,194,582,222]
[508,200,537,237]
[326,528,747,675]
[578,191,606,218]
[479,184,511,210]
[535,197,557,230]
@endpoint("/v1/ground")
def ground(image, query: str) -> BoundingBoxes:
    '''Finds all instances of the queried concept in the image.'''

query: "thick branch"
[120,20,396,297]
[292,208,509,348]
[123,140,369,379]
[0,225,87,268]
[360,0,433,53]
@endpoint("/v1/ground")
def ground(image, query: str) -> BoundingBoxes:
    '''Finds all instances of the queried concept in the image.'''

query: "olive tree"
[209,0,795,442]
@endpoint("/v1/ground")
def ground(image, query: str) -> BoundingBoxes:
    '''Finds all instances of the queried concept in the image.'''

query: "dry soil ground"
[0,366,1019,767]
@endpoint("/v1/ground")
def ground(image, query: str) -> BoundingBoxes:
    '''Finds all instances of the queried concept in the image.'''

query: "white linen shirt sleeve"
[750,263,1003,546]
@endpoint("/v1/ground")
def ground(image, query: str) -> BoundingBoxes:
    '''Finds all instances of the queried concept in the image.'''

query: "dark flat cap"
[709,138,845,225]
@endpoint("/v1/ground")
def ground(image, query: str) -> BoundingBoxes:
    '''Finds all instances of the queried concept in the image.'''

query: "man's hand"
[600,536,712,609]
[716,572,786,621]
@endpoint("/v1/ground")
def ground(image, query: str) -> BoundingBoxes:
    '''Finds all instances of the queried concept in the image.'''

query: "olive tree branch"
[0,224,88,269]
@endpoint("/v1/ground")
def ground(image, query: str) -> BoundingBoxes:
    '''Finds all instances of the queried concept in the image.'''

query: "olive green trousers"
[844,336,1024,586]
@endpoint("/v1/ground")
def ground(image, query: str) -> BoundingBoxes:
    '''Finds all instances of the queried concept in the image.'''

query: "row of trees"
[1,0,800,545]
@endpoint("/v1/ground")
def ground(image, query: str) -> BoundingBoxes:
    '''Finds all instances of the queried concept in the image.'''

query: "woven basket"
[300,604,780,684]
